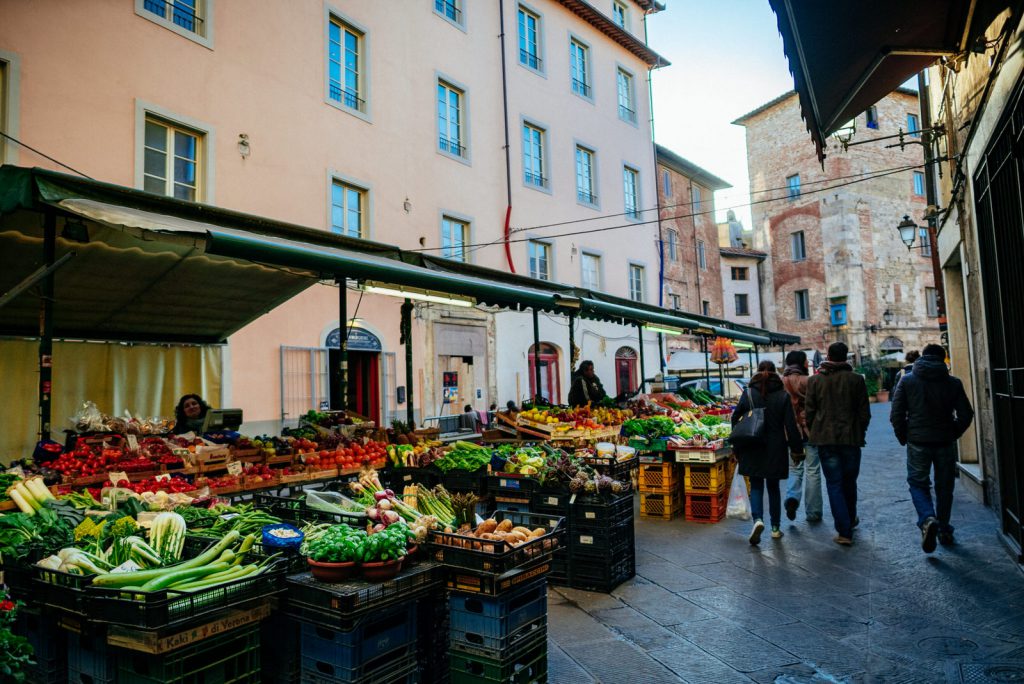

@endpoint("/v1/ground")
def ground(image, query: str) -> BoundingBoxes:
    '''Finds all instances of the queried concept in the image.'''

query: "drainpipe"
[917,70,946,332]
[498,0,516,272]
[38,210,56,441]
[637,323,647,394]
[532,307,542,403]
[644,12,666,375]
[401,299,414,426]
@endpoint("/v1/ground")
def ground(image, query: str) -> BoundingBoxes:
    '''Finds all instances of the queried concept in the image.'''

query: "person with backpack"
[893,350,920,388]
[731,361,805,545]
[890,344,974,552]
[781,351,823,523]
[805,342,871,546]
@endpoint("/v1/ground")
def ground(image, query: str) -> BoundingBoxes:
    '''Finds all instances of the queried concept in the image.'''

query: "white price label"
[403,474,413,482]
[108,471,128,485]
[585,511,596,519]
[500,479,509,488]
[126,434,140,451]
[6,465,25,478]
[569,493,577,505]
[546,496,558,506]
[227,461,244,476]
[155,473,171,482]
[579,535,594,545]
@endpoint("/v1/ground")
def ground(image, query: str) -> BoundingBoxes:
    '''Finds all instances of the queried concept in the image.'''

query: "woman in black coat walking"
[732,361,804,544]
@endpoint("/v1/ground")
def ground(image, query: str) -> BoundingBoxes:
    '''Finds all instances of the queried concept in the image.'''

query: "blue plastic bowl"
[262,523,304,550]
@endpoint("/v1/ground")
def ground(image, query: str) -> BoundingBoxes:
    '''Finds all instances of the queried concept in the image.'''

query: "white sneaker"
[749,519,765,545]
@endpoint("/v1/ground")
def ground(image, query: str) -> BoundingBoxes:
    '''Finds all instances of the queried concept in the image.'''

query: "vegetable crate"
[253,492,365,527]
[570,492,633,527]
[86,555,287,630]
[260,611,300,684]
[582,454,639,482]
[568,519,634,556]
[683,459,732,494]
[444,555,552,596]
[639,489,684,520]
[530,488,570,517]
[449,579,547,659]
[673,445,733,464]
[68,630,117,684]
[15,605,67,684]
[639,462,681,493]
[685,488,730,523]
[297,601,418,677]
[547,547,569,587]
[441,467,490,495]
[567,549,635,593]
[115,622,261,684]
[449,626,547,684]
[416,591,451,684]
[283,561,442,631]
[427,511,564,575]
[301,651,419,684]
[381,466,441,491]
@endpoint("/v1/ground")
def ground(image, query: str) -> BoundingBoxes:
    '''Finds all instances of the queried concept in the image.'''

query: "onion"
[384,510,401,525]
[374,491,389,502]
[378,499,392,510]
[366,507,380,521]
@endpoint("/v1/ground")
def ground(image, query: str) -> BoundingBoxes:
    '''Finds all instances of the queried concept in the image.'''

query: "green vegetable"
[92,530,241,587]
[434,441,492,473]
[150,512,187,562]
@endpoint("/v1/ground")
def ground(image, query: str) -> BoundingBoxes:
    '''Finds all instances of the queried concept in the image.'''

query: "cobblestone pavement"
[547,404,1024,683]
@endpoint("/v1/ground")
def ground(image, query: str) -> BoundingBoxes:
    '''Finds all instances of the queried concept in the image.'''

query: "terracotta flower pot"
[307,558,357,583]
[876,390,890,403]
[360,557,404,582]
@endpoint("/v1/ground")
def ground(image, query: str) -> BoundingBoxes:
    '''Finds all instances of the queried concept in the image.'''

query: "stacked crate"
[682,456,734,523]
[530,489,572,586]
[638,461,683,520]
[448,578,548,684]
[567,493,635,592]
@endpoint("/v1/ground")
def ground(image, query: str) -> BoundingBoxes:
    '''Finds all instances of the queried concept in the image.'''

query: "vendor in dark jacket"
[890,343,974,553]
[805,342,871,546]
[568,361,607,407]
[732,361,804,545]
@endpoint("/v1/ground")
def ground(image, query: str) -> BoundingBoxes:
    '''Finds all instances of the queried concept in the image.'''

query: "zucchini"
[92,531,240,587]
[139,561,231,592]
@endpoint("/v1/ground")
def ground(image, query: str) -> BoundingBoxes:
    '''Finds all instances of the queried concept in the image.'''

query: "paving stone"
[610,577,714,626]
[546,639,597,684]
[589,605,689,651]
[554,586,625,613]
[562,638,684,683]
[669,617,800,672]
[680,585,798,629]
[548,601,620,645]
[637,559,719,593]
[648,641,757,683]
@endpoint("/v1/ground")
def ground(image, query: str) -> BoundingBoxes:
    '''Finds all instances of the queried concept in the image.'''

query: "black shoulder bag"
[730,386,766,448]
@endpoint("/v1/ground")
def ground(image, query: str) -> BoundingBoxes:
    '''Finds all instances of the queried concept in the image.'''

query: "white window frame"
[0,50,21,166]
[440,213,471,262]
[612,1,629,29]
[913,171,926,197]
[662,168,671,197]
[623,165,640,220]
[135,0,214,49]
[667,230,678,261]
[616,66,636,124]
[795,289,811,320]
[517,4,545,74]
[691,185,701,212]
[134,100,215,203]
[528,240,552,281]
[791,231,806,261]
[787,173,800,200]
[575,143,598,208]
[697,240,707,270]
[437,73,471,164]
[325,10,371,122]
[926,287,939,317]
[628,263,645,302]
[569,35,593,101]
[329,173,371,239]
[734,293,750,316]
[581,251,602,291]
[521,119,549,191]
[433,0,465,30]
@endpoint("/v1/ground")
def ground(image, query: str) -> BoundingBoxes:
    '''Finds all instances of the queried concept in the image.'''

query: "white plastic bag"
[726,472,751,520]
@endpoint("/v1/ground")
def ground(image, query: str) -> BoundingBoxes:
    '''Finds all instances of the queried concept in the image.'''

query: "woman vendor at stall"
[173,394,209,434]
[568,361,608,407]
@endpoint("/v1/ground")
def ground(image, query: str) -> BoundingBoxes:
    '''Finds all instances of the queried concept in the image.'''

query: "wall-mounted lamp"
[237,133,250,159]
[403,197,412,213]
[883,308,894,326]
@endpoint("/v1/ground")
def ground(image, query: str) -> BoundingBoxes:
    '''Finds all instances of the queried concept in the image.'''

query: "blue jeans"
[818,445,862,538]
[749,477,781,528]
[906,442,957,533]
[785,443,822,519]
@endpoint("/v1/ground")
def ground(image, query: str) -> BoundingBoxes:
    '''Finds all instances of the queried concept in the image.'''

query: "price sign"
[227,461,244,476]
[107,471,128,486]
[155,473,171,482]
[6,465,25,478]
[126,434,140,451]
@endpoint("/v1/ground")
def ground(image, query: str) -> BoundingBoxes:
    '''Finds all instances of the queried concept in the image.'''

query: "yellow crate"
[684,459,731,494]
[639,462,680,492]
[639,490,683,520]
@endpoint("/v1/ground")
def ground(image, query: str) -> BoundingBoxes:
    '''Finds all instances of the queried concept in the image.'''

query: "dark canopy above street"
[768,0,1019,162]
[0,167,798,346]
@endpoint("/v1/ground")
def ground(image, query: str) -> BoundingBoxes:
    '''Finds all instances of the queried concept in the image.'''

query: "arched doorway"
[528,343,561,404]
[327,326,382,421]
[615,346,638,396]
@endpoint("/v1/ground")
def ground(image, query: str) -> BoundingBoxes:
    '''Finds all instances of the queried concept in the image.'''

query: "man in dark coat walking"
[890,344,974,552]
[805,342,871,546]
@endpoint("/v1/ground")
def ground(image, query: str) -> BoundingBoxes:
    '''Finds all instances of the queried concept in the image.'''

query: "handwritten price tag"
[227,461,243,476]
[155,473,171,482]
[108,471,129,486]
[126,434,140,451]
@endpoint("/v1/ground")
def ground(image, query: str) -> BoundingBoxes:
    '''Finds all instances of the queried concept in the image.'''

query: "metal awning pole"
[637,323,646,394]
[402,299,414,427]
[568,314,576,373]
[747,348,753,375]
[704,336,711,386]
[657,333,665,375]
[781,343,787,365]
[532,308,542,404]
[337,280,348,412]
[755,344,760,364]
[38,211,56,441]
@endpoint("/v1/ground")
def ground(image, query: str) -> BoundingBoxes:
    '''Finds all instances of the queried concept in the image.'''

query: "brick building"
[655,144,728,350]
[733,90,937,363]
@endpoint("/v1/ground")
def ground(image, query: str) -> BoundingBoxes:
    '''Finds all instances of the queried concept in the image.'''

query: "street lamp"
[883,308,894,326]
[831,119,857,146]
[897,215,918,249]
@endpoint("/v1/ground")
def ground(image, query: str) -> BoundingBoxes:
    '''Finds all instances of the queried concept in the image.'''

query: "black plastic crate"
[382,467,442,491]
[254,492,366,527]
[449,627,547,684]
[581,454,638,482]
[548,549,569,587]
[530,488,570,516]
[15,605,67,684]
[116,622,261,683]
[427,510,564,575]
[86,556,286,630]
[417,591,451,684]
[284,562,442,630]
[300,644,418,684]
[567,518,634,554]
[568,549,635,593]
[571,492,634,526]
[261,612,300,684]
[444,555,551,596]
[487,474,539,498]
[440,467,489,495]
[449,582,547,659]
[68,630,117,684]
[298,601,417,671]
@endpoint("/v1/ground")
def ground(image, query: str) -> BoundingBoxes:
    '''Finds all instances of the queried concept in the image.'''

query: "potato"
[496,519,514,533]
[477,519,498,535]
[509,531,528,543]
[531,527,547,538]
[511,526,532,537]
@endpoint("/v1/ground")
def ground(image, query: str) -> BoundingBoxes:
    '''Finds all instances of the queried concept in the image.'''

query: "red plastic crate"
[684,489,728,523]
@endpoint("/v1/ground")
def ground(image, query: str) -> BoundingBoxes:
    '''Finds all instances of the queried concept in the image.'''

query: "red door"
[528,343,561,404]
[615,347,638,396]
[347,351,381,422]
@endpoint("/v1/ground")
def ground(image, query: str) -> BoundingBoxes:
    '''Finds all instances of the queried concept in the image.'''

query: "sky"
[647,1,796,230]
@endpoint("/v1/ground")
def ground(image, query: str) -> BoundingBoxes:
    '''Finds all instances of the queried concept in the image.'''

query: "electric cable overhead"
[0,130,94,179]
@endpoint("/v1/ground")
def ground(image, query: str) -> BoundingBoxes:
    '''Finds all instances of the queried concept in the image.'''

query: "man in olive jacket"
[805,342,871,545]
[890,344,974,553]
